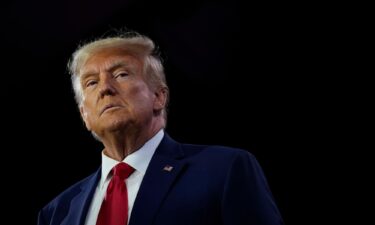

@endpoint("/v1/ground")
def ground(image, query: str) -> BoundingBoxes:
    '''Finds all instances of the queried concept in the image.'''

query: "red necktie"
[96,162,135,225]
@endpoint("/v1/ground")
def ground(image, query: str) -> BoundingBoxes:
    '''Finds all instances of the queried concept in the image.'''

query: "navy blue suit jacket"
[38,134,283,225]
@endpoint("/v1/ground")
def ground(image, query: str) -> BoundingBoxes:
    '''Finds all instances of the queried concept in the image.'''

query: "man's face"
[79,48,158,136]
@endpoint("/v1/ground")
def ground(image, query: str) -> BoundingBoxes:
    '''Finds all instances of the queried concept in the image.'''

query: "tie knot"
[112,162,134,180]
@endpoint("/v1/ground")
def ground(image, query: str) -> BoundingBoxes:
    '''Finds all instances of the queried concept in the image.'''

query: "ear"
[79,106,92,130]
[153,87,168,112]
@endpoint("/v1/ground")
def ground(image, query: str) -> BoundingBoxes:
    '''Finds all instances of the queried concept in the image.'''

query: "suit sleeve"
[221,151,284,225]
[37,209,47,225]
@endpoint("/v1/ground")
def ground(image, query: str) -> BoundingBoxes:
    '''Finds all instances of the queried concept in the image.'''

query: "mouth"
[100,104,123,115]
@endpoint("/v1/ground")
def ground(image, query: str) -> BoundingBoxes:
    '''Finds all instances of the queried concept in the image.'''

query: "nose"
[99,76,116,98]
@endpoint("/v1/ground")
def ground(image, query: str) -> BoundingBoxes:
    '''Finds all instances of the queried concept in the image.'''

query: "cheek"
[82,100,99,122]
[128,87,155,110]
[126,82,153,100]
[82,102,95,115]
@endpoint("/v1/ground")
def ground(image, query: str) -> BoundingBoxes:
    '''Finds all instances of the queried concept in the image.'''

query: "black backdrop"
[0,0,332,224]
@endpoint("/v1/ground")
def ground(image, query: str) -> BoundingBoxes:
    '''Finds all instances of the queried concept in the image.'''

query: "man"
[38,32,284,225]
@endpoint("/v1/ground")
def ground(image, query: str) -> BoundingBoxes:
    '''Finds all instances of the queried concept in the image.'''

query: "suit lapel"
[129,134,186,225]
[61,169,101,225]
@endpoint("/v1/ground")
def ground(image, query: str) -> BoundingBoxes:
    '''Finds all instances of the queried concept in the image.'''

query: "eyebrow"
[80,60,133,81]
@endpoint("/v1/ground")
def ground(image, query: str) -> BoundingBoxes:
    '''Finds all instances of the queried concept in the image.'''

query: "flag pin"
[163,165,173,172]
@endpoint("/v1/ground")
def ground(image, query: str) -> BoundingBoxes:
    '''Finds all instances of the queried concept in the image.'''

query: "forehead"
[79,48,143,75]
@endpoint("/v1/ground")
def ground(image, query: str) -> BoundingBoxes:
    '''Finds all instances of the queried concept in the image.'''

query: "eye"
[85,80,98,87]
[114,72,129,79]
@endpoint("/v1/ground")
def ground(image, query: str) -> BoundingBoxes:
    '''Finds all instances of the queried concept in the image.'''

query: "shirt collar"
[100,129,164,188]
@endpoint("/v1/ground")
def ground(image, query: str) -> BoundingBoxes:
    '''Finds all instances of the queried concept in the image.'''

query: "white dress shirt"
[84,129,164,225]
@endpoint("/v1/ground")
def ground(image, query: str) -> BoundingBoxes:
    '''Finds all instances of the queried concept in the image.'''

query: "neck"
[100,120,164,161]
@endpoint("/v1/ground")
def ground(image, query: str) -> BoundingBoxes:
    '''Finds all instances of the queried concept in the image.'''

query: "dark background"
[1,0,339,224]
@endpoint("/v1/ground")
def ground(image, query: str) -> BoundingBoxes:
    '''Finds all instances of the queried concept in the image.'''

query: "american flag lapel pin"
[163,165,173,172]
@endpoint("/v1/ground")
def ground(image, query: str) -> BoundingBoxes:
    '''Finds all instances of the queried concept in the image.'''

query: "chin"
[103,118,131,132]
